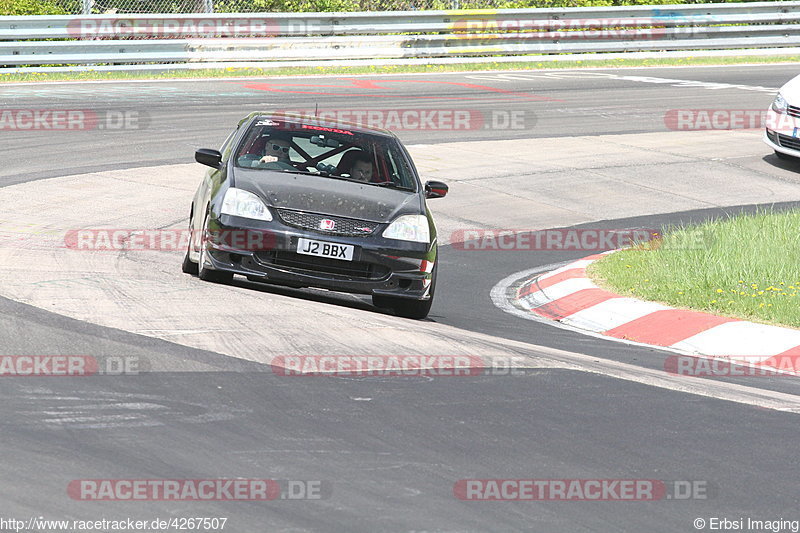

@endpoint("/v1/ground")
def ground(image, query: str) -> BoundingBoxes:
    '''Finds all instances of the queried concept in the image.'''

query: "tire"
[198,213,233,284]
[391,295,434,320]
[182,249,198,275]
[181,216,199,275]
[373,263,436,320]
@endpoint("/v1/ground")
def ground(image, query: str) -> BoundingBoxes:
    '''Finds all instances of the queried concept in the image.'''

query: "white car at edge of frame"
[764,74,800,161]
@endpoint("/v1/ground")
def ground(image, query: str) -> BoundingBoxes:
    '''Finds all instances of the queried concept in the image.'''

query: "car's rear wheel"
[373,264,436,320]
[198,213,233,284]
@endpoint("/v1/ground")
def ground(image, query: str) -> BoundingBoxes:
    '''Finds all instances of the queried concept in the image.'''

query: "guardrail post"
[203,0,214,13]
[82,0,93,15]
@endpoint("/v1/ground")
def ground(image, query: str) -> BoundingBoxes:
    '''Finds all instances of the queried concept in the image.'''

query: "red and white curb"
[508,253,800,371]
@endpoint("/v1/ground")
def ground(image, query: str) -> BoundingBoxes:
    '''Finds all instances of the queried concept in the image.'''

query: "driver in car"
[350,156,374,182]
[258,137,295,170]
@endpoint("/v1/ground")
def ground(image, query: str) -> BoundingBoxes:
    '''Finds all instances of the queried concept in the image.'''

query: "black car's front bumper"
[202,214,436,300]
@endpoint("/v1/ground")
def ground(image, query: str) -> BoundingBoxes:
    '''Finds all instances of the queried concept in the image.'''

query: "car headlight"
[382,214,430,243]
[220,187,273,221]
[772,93,788,114]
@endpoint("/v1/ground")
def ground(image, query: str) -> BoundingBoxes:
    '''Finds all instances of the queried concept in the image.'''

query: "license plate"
[297,238,354,261]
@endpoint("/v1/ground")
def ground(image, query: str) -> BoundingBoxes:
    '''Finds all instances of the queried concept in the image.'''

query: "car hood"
[780,74,800,100]
[232,169,421,223]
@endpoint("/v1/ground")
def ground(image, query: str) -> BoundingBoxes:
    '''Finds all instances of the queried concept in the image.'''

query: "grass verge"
[588,209,800,330]
[1,54,798,83]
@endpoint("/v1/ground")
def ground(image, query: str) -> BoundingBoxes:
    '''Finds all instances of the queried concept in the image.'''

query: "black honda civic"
[182,112,448,319]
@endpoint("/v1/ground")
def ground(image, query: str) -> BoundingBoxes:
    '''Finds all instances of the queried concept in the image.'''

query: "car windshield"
[234,119,417,191]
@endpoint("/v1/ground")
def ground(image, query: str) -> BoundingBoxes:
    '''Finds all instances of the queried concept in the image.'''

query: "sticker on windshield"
[256,120,280,126]
[301,124,354,136]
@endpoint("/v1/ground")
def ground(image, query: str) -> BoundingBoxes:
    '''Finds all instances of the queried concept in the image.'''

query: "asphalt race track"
[2,64,800,532]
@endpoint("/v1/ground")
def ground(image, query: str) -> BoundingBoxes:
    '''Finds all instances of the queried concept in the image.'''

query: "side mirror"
[424,180,448,199]
[196,148,222,169]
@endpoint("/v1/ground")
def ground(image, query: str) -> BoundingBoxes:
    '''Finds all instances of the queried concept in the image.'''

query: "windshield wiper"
[280,169,413,190]
[280,169,322,177]
[373,181,414,191]
[280,169,359,182]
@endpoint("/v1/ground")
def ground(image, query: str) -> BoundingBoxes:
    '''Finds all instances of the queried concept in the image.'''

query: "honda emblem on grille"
[320,219,336,231]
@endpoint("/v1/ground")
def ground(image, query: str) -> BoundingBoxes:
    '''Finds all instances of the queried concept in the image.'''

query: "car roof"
[239,111,398,138]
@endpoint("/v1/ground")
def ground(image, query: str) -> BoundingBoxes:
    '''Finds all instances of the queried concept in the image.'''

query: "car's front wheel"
[182,216,199,275]
[198,213,233,284]
[373,264,436,320]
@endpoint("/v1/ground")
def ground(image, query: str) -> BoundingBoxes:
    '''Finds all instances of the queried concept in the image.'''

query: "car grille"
[777,133,800,151]
[276,209,379,237]
[788,105,800,119]
[255,251,390,280]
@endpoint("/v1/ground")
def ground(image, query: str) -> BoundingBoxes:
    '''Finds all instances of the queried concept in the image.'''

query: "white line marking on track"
[466,71,778,92]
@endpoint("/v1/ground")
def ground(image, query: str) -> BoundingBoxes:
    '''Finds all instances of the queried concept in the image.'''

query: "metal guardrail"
[1,1,799,69]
